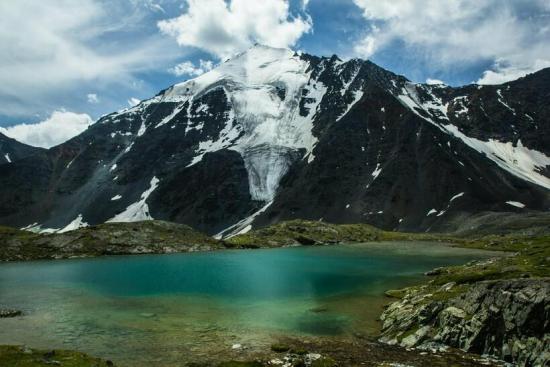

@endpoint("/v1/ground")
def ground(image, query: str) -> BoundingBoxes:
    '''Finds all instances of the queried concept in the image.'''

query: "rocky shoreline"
[377,231,550,367]
[380,278,549,366]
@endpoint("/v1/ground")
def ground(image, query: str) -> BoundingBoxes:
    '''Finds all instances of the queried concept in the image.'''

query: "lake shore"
[0,218,548,366]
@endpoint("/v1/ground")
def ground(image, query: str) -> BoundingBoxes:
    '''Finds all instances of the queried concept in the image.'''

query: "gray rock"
[380,278,550,367]
[0,308,22,318]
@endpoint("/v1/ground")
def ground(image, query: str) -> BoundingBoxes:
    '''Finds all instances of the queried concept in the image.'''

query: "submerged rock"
[0,309,22,318]
[379,278,550,366]
[139,312,156,318]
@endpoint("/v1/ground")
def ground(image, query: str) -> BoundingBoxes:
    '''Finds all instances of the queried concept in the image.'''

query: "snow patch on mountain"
[23,214,89,234]
[371,163,382,179]
[58,214,89,233]
[397,84,550,190]
[337,90,364,121]
[449,192,465,202]
[171,45,326,202]
[506,201,525,208]
[107,176,159,222]
[156,103,186,129]
[496,89,516,115]
[442,126,550,190]
[215,201,274,239]
[186,109,240,167]
[338,63,360,96]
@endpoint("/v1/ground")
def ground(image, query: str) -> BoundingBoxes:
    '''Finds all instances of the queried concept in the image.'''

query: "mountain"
[0,132,44,164]
[0,45,548,236]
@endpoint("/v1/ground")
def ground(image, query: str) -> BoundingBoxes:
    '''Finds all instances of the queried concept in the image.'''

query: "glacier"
[161,45,325,203]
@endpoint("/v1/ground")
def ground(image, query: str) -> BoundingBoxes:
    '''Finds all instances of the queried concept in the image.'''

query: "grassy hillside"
[1,212,549,261]
[225,219,445,248]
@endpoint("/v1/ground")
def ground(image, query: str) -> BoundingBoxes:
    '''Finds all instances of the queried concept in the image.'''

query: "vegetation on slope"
[0,215,548,365]
[225,219,444,248]
[0,221,220,261]
[385,232,550,305]
[2,214,548,261]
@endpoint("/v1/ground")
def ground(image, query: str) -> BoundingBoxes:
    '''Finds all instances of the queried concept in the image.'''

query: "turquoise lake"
[0,242,499,366]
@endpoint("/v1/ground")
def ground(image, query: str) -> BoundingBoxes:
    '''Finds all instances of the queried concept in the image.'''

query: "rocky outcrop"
[0,220,221,261]
[380,278,550,366]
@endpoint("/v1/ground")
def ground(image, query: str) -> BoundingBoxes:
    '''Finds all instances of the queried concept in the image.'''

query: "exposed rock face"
[380,279,550,366]
[0,45,548,235]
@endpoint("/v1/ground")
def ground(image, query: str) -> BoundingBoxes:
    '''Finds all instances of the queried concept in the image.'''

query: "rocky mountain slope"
[0,45,548,236]
[0,132,44,164]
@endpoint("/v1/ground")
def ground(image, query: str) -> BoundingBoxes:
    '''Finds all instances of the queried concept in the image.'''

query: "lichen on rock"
[380,278,550,366]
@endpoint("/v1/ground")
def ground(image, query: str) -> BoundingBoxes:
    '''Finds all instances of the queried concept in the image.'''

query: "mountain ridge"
[0,132,45,164]
[0,45,548,236]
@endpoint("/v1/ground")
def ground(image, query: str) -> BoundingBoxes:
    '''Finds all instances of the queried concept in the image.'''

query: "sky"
[1,0,549,148]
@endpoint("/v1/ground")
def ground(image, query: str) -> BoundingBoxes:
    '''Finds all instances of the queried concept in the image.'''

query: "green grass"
[384,233,550,308]
[225,219,445,248]
[218,362,263,367]
[0,345,114,366]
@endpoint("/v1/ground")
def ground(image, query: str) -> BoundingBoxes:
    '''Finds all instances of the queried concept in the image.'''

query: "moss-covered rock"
[226,219,442,248]
[0,309,22,318]
[378,231,550,366]
[270,344,291,353]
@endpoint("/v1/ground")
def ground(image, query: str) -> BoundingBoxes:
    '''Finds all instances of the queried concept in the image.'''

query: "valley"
[0,44,549,366]
[0,214,548,366]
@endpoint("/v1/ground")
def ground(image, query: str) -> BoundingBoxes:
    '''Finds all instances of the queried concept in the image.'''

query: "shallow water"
[0,242,499,365]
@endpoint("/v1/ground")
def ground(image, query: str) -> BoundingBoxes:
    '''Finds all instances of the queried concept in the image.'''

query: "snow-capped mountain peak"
[160,45,324,203]
[1,47,548,237]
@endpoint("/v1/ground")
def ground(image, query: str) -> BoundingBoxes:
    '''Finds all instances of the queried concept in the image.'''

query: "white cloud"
[426,78,445,85]
[0,0,182,118]
[87,93,99,104]
[477,59,550,85]
[169,59,214,77]
[158,0,312,59]
[354,35,377,58]
[352,0,550,83]
[0,110,93,148]
[143,0,165,13]
[128,98,141,107]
